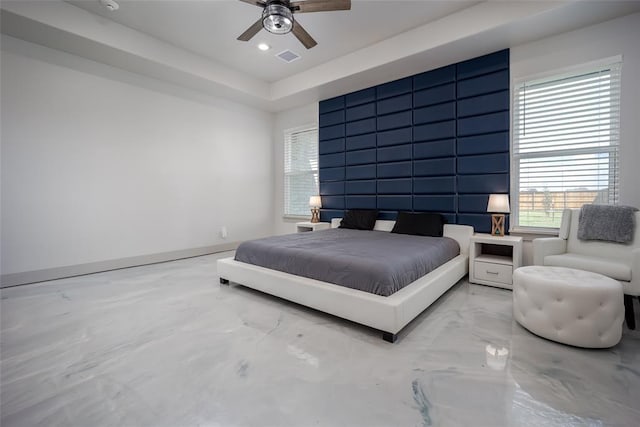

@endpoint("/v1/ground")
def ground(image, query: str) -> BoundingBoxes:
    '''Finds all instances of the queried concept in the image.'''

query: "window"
[512,60,621,230]
[284,125,319,217]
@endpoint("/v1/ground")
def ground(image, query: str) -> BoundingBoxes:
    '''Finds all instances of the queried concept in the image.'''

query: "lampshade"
[487,194,510,213]
[309,196,322,208]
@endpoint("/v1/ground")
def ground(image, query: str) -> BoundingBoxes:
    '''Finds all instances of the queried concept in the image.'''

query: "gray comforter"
[234,228,460,297]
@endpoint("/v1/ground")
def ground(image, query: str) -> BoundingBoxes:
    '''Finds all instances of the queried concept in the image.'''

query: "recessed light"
[257,43,270,51]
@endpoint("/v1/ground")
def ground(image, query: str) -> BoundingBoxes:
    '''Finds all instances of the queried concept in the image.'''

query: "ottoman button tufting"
[513,266,624,348]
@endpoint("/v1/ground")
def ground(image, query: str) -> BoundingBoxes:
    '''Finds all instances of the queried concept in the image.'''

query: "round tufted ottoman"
[513,266,624,348]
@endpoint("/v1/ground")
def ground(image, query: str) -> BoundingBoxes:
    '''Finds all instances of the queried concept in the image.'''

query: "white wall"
[272,103,319,236]
[1,36,274,279]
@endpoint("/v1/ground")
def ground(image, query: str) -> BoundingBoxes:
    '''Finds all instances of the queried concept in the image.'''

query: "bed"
[217,218,474,342]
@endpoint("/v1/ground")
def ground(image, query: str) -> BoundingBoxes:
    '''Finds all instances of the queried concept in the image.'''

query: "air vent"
[276,49,301,63]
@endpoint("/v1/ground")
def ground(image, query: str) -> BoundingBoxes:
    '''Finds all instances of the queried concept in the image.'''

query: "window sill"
[509,227,559,241]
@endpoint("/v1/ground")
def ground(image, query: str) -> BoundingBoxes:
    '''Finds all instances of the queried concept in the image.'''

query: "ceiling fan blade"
[291,21,317,49]
[238,0,266,7]
[290,0,351,13]
[237,18,264,41]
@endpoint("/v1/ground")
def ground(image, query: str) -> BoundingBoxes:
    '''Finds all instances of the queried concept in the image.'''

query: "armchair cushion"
[544,253,631,282]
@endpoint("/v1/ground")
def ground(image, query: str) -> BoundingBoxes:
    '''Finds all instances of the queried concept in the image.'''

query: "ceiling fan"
[237,0,351,49]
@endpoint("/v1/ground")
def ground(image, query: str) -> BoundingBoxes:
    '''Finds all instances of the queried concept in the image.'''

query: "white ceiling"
[2,1,640,111]
[67,0,480,83]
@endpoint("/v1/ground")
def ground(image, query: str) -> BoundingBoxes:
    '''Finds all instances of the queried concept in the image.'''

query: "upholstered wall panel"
[413,158,456,177]
[414,177,456,194]
[346,103,376,122]
[377,162,412,178]
[377,94,412,115]
[457,132,508,155]
[376,77,412,99]
[346,133,376,151]
[378,144,412,163]
[377,111,412,131]
[319,167,344,182]
[319,152,345,168]
[346,164,376,180]
[346,149,376,165]
[319,110,345,127]
[346,88,375,106]
[414,64,456,90]
[377,179,412,194]
[319,124,344,140]
[322,195,345,209]
[414,84,456,108]
[414,121,456,142]
[378,195,412,210]
[345,180,376,194]
[346,118,376,136]
[346,196,376,209]
[457,70,509,98]
[318,49,510,233]
[414,140,456,159]
[320,181,344,196]
[319,138,345,154]
[319,96,344,113]
[414,102,456,124]
[458,174,509,194]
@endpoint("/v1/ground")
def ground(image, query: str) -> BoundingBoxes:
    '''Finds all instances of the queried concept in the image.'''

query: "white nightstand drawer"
[474,261,513,285]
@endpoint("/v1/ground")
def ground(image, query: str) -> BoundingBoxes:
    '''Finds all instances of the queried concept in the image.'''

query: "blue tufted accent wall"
[318,49,510,233]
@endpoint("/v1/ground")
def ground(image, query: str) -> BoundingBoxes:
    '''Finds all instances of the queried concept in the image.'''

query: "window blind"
[512,62,621,229]
[284,126,319,217]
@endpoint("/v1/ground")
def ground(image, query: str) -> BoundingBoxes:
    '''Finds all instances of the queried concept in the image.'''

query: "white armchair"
[533,208,640,329]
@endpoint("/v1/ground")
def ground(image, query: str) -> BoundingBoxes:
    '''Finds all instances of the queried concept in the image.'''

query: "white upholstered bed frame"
[217,219,474,342]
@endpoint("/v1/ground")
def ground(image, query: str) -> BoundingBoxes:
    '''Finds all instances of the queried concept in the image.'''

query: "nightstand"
[296,221,330,233]
[469,234,523,290]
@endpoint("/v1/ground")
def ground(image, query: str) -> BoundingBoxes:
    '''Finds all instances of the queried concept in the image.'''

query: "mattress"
[234,228,460,297]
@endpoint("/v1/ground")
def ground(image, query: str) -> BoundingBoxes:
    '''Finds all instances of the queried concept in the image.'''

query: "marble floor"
[1,252,639,427]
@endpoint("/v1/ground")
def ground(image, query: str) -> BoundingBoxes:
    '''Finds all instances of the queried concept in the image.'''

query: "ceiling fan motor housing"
[237,0,350,49]
[262,2,294,34]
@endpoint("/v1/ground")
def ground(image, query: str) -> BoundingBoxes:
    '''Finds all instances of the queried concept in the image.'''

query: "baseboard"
[0,242,240,288]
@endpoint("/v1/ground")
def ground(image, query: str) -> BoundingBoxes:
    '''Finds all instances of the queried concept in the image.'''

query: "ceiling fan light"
[262,4,293,35]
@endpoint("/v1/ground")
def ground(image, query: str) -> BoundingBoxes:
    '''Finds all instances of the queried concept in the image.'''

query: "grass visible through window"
[519,210,563,228]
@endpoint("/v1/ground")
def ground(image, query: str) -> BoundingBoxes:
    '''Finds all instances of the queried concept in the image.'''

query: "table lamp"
[309,196,322,223]
[487,194,510,236]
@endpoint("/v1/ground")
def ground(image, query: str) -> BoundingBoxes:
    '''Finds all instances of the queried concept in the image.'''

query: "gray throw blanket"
[578,204,638,243]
